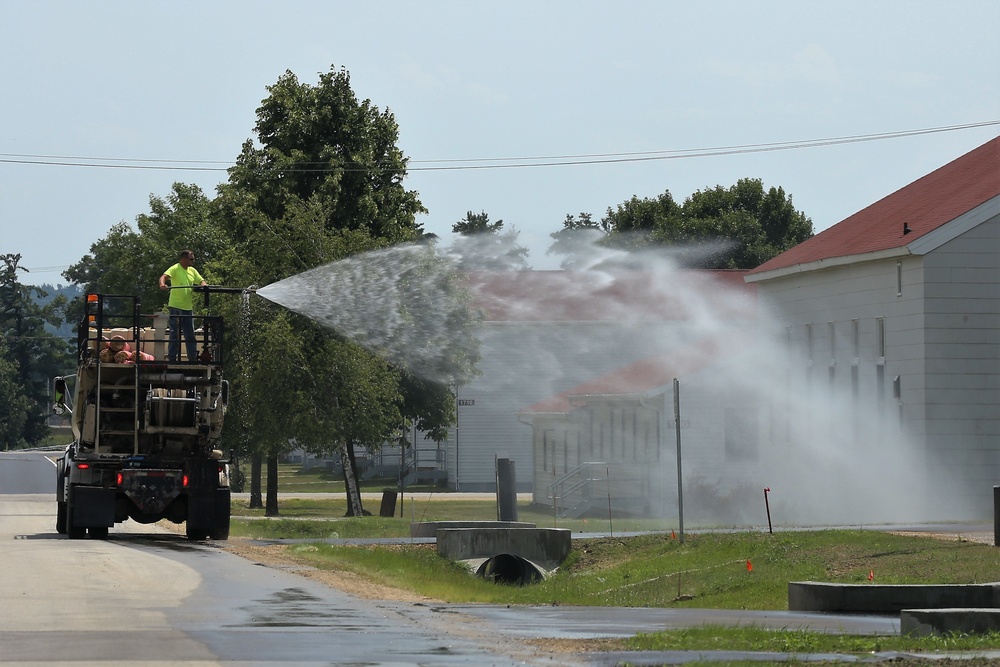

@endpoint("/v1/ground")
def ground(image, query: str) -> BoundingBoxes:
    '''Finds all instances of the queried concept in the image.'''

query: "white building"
[745,136,1000,520]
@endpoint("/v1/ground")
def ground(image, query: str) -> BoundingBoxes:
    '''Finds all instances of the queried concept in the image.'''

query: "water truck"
[52,288,247,540]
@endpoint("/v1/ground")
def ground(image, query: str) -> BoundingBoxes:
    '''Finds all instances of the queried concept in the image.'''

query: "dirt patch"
[889,531,993,545]
[220,540,437,603]
[523,637,625,653]
[158,522,426,601]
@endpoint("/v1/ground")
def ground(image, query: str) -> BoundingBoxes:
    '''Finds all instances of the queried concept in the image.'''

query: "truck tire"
[88,526,109,540]
[66,495,86,540]
[185,523,209,541]
[210,520,230,541]
[56,501,67,534]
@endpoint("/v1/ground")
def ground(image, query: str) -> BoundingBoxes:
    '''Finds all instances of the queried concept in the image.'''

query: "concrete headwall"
[436,527,572,571]
[789,581,1000,613]
[901,608,1000,637]
[410,520,535,538]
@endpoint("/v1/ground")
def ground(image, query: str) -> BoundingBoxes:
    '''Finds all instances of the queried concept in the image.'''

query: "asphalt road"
[1,449,970,666]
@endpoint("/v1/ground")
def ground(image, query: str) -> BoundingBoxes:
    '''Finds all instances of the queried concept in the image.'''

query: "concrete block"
[902,608,1000,637]
[410,520,534,538]
[436,527,572,571]
[789,581,1000,613]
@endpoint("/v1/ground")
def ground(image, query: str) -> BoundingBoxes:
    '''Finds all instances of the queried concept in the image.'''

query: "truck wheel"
[66,498,86,540]
[56,501,67,534]
[88,526,109,540]
[210,497,231,540]
[185,524,209,541]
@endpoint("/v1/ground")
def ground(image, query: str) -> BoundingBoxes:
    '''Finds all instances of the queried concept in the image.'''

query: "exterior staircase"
[546,461,650,518]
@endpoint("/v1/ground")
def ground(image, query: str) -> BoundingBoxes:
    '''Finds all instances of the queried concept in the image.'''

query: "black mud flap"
[187,488,230,534]
[71,487,116,528]
[185,460,230,539]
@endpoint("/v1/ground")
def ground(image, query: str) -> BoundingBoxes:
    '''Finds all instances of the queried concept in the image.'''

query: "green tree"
[452,210,504,235]
[601,190,682,250]
[237,310,317,516]
[547,212,606,269]
[0,337,30,451]
[600,179,812,269]
[63,183,227,311]
[213,65,459,514]
[0,254,74,447]
[451,210,529,270]
[223,66,425,245]
[307,338,403,516]
[671,178,813,267]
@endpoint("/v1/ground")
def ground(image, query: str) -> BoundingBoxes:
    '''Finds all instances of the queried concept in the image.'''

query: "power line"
[1,121,996,174]
[21,265,71,273]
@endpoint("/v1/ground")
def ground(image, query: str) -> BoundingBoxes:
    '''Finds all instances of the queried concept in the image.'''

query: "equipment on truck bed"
[53,289,242,540]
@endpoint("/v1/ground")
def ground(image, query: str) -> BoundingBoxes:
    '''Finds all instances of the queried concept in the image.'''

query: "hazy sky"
[2,0,998,285]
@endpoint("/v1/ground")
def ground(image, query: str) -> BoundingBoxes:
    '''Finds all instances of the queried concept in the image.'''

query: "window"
[876,317,885,360]
[828,322,836,363]
[805,323,814,385]
[851,319,860,362]
[828,322,836,387]
[896,262,903,297]
[542,430,550,471]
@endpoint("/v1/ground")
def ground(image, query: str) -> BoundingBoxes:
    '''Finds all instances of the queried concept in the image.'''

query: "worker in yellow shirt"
[159,249,207,361]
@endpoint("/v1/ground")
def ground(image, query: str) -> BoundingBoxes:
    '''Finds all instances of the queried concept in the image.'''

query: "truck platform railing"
[80,293,226,365]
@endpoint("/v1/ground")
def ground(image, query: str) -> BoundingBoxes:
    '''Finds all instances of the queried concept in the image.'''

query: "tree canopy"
[210,65,469,513]
[64,183,225,310]
[549,178,813,269]
[0,254,73,448]
[221,66,426,249]
[450,210,529,270]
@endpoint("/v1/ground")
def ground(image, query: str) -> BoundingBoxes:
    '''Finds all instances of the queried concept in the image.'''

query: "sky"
[2,0,998,286]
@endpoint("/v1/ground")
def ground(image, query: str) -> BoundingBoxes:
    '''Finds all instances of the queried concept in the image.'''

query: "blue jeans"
[168,307,197,361]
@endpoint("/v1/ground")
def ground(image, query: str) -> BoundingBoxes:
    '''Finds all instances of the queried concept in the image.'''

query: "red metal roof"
[465,269,756,322]
[749,135,1000,276]
[521,334,744,414]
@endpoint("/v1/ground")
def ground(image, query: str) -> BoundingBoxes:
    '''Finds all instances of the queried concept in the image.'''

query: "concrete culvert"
[476,553,544,585]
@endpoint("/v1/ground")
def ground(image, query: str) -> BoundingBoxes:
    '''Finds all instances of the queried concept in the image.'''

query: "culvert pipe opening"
[476,553,545,585]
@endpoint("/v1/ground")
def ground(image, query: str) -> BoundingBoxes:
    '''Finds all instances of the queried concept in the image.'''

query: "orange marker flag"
[868,570,874,581]
[746,559,753,573]
[671,530,676,539]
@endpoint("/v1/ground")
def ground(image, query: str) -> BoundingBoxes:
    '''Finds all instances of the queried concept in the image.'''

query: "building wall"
[754,212,1000,518]
[441,321,675,491]
[755,256,920,435]
[525,360,770,523]
[921,214,1000,507]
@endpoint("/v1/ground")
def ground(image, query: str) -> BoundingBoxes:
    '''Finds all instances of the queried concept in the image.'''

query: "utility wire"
[1,121,996,173]
[14,120,998,275]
